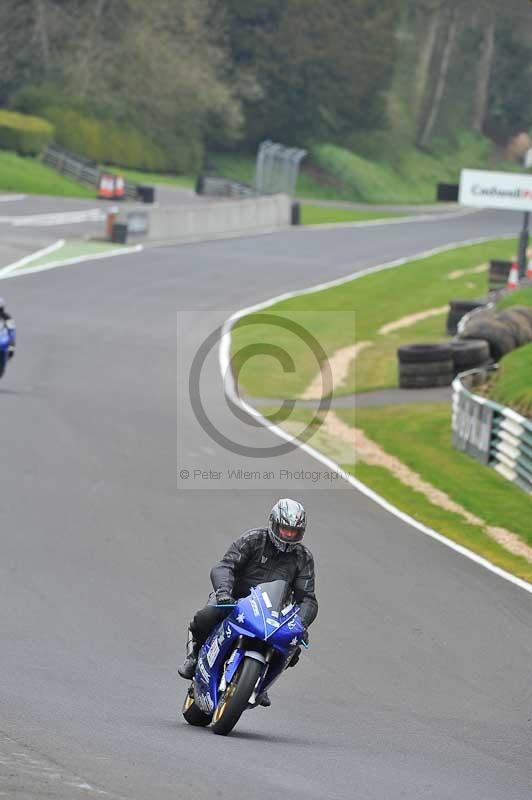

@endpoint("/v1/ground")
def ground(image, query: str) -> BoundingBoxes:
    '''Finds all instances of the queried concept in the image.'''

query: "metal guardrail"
[452,367,532,494]
[195,175,256,198]
[42,145,139,200]
[196,141,306,200]
[43,144,100,186]
[254,140,306,197]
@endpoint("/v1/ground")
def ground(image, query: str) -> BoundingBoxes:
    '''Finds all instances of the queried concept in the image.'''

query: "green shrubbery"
[11,87,202,173]
[43,107,172,172]
[308,132,515,204]
[0,109,54,155]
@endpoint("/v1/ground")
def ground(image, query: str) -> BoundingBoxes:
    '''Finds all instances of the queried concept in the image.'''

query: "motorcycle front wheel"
[211,656,262,736]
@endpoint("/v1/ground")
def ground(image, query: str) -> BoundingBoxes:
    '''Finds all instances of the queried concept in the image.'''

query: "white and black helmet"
[268,498,306,552]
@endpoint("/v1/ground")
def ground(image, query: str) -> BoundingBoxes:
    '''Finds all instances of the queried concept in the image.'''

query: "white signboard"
[459,169,532,212]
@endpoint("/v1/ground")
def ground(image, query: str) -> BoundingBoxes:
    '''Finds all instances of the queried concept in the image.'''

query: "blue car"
[182,579,306,735]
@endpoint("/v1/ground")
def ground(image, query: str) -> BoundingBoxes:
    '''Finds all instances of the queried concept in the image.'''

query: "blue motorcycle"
[0,320,15,380]
[182,579,306,735]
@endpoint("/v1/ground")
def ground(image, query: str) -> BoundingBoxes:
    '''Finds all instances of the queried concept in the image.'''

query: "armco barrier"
[128,193,291,242]
[42,144,153,202]
[195,175,255,199]
[452,367,532,493]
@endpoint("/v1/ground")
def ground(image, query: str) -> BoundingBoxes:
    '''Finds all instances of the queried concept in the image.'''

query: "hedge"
[43,107,181,172]
[0,110,54,155]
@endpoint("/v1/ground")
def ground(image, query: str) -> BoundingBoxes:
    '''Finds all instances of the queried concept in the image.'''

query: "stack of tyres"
[459,305,532,360]
[449,339,491,375]
[446,299,488,335]
[398,343,454,388]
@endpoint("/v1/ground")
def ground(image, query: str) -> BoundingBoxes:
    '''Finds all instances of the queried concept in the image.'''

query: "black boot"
[257,690,271,707]
[178,629,199,680]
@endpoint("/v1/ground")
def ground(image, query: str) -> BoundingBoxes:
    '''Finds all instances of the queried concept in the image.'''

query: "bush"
[42,107,171,171]
[0,109,54,155]
[11,89,201,174]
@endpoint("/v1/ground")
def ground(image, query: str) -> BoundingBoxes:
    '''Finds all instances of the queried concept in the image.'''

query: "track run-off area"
[1,207,531,800]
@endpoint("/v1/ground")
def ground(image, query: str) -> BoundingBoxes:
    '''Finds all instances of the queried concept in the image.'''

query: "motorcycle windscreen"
[254,580,293,615]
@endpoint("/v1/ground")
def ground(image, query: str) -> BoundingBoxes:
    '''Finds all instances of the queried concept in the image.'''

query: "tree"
[417,2,460,148]
[471,2,495,134]
[224,0,400,147]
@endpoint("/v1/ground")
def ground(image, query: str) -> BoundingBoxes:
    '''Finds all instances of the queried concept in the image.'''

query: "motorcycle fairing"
[193,580,305,712]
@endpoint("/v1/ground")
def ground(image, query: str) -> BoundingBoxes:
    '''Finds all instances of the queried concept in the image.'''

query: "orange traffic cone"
[507,261,519,290]
[98,173,115,199]
[114,175,125,200]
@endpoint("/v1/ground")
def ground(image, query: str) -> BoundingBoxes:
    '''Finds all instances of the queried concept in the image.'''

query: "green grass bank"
[0,151,93,198]
[232,239,517,398]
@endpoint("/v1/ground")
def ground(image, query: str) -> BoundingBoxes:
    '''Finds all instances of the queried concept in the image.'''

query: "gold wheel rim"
[213,682,236,723]
[183,689,195,713]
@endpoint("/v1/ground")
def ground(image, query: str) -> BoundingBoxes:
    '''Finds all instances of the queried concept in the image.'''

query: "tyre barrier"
[452,368,532,494]
[446,299,488,335]
[459,305,532,361]
[397,340,491,388]
[450,338,491,373]
[398,343,454,388]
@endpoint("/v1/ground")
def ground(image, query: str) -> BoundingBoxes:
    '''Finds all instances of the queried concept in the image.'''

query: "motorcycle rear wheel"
[211,656,262,736]
[182,685,212,727]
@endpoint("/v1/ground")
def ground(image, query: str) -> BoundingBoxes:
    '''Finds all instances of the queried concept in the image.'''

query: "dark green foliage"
[0,109,54,155]
[487,26,532,141]
[42,108,172,172]
[224,0,400,146]
[0,0,531,172]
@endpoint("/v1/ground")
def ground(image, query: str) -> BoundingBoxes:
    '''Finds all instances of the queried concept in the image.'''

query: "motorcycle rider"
[178,498,318,708]
[0,298,15,359]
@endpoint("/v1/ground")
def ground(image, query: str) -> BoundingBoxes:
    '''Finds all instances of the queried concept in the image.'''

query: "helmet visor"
[278,525,304,544]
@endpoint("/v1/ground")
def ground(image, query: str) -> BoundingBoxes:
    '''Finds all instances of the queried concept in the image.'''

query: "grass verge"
[344,402,532,581]
[486,343,532,418]
[491,287,532,416]
[300,205,404,225]
[258,403,532,583]
[0,150,94,198]
[498,285,532,309]
[231,238,516,398]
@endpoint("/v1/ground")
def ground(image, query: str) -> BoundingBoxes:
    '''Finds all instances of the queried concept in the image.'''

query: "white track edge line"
[219,232,532,596]
[0,244,143,280]
[0,239,65,277]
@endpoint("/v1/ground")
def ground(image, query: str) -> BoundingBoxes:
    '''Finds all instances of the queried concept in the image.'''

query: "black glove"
[215,589,235,605]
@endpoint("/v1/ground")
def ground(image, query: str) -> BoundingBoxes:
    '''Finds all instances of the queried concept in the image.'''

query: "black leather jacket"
[210,528,318,628]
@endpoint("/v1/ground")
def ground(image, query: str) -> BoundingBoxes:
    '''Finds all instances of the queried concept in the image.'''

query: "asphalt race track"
[2,209,532,799]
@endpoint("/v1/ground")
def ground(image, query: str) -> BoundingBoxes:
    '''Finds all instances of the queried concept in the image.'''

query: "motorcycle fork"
[248,648,273,706]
